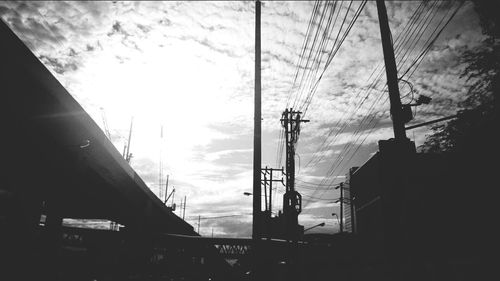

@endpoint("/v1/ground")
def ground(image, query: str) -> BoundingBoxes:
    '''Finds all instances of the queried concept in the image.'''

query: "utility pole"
[376,2,415,280]
[261,167,285,215]
[261,166,285,238]
[198,215,201,233]
[252,3,263,281]
[376,0,407,141]
[182,196,186,220]
[339,183,344,233]
[262,170,268,212]
[252,0,262,240]
[281,108,308,240]
[178,196,182,217]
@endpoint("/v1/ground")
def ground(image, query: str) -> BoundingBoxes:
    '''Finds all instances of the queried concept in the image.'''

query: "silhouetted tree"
[420,1,498,153]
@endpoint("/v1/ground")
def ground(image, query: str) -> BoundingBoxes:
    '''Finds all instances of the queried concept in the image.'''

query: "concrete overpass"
[0,19,195,235]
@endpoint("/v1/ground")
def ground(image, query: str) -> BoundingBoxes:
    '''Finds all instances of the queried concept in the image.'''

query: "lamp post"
[303,222,325,233]
[332,213,341,233]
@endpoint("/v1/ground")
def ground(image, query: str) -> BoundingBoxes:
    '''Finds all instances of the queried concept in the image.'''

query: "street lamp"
[303,222,325,233]
[332,213,341,233]
[243,192,252,196]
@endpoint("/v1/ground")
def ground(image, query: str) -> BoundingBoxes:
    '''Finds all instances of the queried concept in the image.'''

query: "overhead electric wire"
[186,213,252,220]
[399,1,465,80]
[293,1,342,109]
[319,1,464,193]
[286,0,321,108]
[300,1,367,116]
[281,1,462,210]
[321,1,444,182]
[300,1,363,114]
[303,0,428,171]
[302,1,442,207]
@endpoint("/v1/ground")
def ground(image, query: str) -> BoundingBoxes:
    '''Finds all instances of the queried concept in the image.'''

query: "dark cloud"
[136,23,151,33]
[158,17,172,26]
[107,21,129,37]
[262,50,296,68]
[38,55,78,74]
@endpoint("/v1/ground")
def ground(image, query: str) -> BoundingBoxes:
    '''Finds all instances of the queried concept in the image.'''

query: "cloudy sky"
[0,1,484,237]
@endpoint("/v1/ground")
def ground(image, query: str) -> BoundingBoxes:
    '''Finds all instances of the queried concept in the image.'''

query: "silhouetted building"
[347,138,492,280]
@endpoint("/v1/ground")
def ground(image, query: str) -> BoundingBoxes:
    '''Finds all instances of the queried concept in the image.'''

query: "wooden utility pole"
[253,0,262,240]
[376,0,407,141]
[376,2,414,280]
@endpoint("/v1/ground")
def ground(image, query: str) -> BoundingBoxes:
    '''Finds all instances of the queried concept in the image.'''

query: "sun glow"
[66,36,252,190]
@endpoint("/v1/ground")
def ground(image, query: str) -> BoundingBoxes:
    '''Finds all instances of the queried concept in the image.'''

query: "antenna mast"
[125,117,134,163]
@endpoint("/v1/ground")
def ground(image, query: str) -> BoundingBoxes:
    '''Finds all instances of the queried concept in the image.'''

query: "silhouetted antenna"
[125,117,134,163]
[164,174,169,204]
[165,185,174,205]
[100,107,111,140]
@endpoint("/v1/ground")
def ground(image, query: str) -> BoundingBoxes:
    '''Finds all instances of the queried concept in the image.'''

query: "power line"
[302,1,445,206]
[320,1,464,193]
[301,1,367,116]
[186,213,252,220]
[303,1,427,171]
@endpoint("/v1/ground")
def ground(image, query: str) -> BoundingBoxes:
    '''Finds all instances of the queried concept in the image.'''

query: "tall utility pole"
[376,0,407,141]
[377,2,414,280]
[252,0,262,240]
[281,108,308,239]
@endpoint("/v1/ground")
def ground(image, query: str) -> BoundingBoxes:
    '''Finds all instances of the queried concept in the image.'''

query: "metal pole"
[269,169,273,215]
[198,215,201,233]
[252,0,262,240]
[376,0,407,141]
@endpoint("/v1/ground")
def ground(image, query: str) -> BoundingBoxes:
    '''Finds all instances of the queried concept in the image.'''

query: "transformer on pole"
[280,108,308,240]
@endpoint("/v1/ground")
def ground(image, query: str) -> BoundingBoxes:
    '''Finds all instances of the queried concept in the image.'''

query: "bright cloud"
[0,1,484,237]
